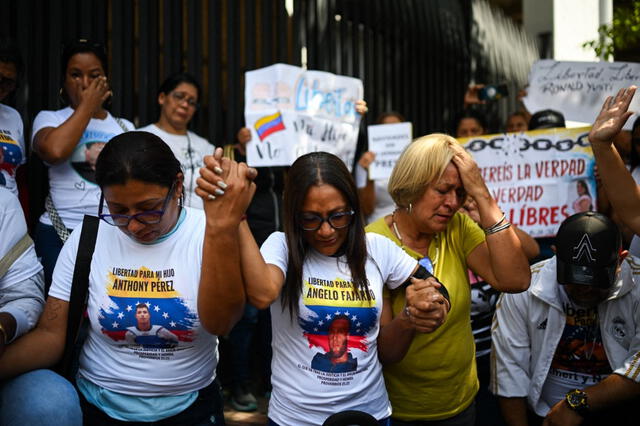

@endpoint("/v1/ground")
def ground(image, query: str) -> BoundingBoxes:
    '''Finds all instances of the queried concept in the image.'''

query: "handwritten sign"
[458,127,596,238]
[244,63,363,169]
[367,122,412,180]
[524,60,640,128]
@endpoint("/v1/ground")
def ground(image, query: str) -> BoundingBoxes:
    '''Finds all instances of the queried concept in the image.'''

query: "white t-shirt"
[539,286,611,410]
[49,207,217,396]
[0,104,26,196]
[138,124,213,209]
[31,107,134,229]
[0,187,42,289]
[261,232,416,425]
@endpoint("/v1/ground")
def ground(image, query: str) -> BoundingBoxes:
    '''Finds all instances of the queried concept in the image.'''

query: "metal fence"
[2,0,475,141]
[2,0,480,222]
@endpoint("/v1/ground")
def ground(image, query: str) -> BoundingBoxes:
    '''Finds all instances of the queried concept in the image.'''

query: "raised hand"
[78,76,111,113]
[464,84,486,108]
[450,142,488,200]
[589,86,636,147]
[355,99,368,116]
[196,147,257,227]
[357,151,376,170]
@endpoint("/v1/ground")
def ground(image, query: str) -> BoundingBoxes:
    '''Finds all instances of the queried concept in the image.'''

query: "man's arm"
[0,297,69,379]
[491,291,533,426]
[589,86,640,234]
[499,397,529,426]
[543,374,640,426]
[0,270,45,345]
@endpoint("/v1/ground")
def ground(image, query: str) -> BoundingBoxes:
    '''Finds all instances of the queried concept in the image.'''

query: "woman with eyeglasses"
[31,40,134,289]
[0,131,248,425]
[139,73,212,210]
[365,133,530,425]
[196,150,451,425]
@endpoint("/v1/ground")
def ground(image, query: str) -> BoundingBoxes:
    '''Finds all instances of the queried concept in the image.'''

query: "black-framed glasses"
[99,182,176,227]
[170,91,199,108]
[299,210,354,231]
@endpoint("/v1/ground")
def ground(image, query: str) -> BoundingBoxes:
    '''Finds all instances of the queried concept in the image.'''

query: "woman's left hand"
[450,143,489,200]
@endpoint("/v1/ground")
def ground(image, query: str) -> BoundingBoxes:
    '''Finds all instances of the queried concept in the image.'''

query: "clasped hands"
[195,147,257,226]
[403,276,449,333]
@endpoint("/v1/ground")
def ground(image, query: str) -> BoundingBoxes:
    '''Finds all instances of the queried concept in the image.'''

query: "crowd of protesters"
[0,37,639,426]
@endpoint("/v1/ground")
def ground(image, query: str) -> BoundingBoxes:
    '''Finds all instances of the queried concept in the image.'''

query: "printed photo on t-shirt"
[98,266,198,354]
[69,129,116,184]
[299,275,378,380]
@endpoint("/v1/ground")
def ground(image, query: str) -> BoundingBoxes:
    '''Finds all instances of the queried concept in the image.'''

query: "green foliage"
[583,2,640,60]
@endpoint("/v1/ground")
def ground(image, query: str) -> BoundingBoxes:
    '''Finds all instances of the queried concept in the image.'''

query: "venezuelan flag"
[254,111,285,141]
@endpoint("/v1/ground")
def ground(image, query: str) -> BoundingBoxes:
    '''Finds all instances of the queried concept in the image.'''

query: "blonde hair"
[388,133,459,208]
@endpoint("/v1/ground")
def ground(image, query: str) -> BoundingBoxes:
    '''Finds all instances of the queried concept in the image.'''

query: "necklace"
[391,211,440,267]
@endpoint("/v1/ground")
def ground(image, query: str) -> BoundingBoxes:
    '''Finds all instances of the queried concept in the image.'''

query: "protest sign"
[524,59,640,128]
[458,127,596,237]
[244,63,364,169]
[367,122,412,180]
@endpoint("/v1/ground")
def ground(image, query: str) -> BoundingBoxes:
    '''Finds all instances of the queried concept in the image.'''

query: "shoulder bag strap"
[55,214,99,379]
[45,194,71,243]
[0,233,34,279]
[114,116,130,133]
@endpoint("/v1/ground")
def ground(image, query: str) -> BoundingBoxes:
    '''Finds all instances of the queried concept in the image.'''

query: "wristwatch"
[565,389,590,416]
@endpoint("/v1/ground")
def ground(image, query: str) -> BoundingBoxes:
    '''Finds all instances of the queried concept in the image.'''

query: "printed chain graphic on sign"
[254,111,286,141]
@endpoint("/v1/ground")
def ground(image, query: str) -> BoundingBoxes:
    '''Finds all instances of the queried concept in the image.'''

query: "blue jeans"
[0,369,82,426]
[34,222,69,292]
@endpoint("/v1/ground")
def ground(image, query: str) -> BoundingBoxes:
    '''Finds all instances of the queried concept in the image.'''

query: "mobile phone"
[479,84,509,102]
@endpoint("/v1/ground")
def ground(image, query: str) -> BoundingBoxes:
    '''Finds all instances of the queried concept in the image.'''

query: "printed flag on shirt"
[99,297,198,345]
[254,111,286,141]
[299,305,377,353]
[0,135,22,176]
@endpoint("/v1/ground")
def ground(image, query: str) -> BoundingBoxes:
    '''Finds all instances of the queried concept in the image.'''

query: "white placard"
[524,59,640,129]
[458,127,596,238]
[244,63,364,169]
[367,122,412,180]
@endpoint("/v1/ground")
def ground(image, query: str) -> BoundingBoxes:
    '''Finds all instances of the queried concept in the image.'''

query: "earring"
[408,203,413,214]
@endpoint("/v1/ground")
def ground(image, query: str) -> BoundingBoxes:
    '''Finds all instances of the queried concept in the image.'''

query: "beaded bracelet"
[483,213,506,235]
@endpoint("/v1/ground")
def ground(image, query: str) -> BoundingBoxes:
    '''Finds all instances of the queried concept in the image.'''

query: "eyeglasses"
[170,91,198,108]
[99,182,176,227]
[0,74,16,92]
[299,210,354,231]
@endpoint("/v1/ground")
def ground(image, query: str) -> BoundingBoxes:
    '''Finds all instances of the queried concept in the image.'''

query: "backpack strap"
[55,215,99,379]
